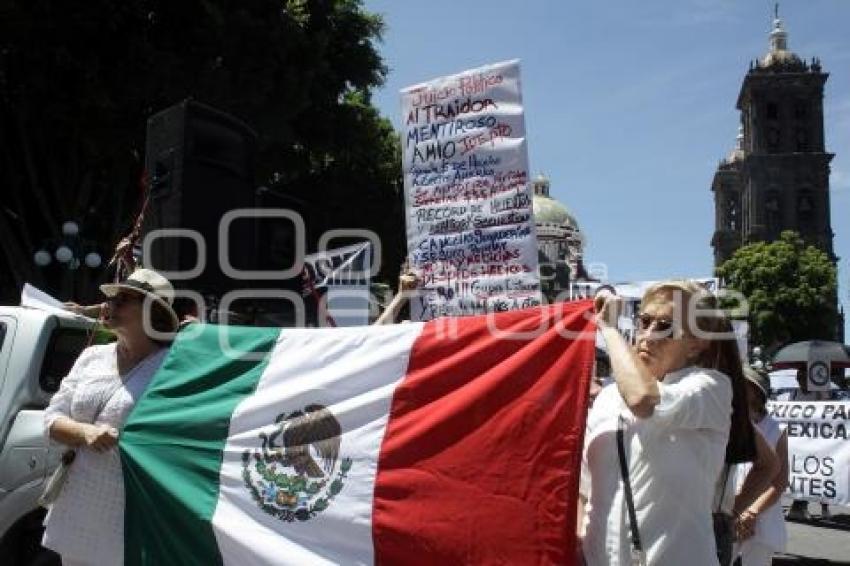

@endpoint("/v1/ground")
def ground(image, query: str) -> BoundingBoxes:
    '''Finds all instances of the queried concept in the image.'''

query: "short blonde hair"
[641,279,724,337]
[641,279,755,463]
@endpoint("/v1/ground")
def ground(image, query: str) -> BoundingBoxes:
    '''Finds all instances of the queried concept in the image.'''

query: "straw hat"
[100,268,179,331]
[742,365,770,402]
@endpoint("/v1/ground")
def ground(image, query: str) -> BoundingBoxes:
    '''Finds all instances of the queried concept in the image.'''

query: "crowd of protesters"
[46,267,827,566]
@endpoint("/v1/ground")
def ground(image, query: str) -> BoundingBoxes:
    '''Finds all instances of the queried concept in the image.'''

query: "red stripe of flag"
[372,301,595,565]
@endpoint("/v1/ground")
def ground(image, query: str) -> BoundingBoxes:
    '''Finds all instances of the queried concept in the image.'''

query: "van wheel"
[22,548,61,566]
[0,509,60,566]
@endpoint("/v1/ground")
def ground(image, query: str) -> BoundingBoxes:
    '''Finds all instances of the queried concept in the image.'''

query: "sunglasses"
[636,313,676,334]
[106,293,143,308]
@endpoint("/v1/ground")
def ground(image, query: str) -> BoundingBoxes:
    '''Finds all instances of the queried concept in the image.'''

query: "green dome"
[533,194,579,229]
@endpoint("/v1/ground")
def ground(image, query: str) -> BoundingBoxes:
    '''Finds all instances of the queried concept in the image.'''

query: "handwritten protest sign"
[768,401,850,505]
[401,60,540,321]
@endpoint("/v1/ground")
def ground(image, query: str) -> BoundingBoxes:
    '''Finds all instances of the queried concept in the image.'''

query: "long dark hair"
[695,317,755,464]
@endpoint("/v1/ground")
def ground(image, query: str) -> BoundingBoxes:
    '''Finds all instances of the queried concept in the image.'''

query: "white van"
[0,307,98,565]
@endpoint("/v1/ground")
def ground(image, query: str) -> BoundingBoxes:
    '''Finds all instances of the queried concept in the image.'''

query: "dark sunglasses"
[106,293,143,307]
[637,313,675,334]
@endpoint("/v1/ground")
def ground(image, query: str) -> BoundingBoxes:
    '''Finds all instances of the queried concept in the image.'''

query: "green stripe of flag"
[120,324,280,566]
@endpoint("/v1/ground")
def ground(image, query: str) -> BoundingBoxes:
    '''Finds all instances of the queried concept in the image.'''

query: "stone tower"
[711,10,835,267]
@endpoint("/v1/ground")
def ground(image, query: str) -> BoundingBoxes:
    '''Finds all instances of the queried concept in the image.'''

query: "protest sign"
[768,401,850,504]
[301,242,372,326]
[20,283,95,321]
[401,60,540,320]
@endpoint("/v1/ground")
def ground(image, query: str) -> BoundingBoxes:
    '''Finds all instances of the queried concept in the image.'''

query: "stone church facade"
[711,13,836,267]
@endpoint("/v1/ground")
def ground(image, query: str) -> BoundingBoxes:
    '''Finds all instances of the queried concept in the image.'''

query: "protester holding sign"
[581,280,757,566]
[373,270,420,325]
[733,367,789,566]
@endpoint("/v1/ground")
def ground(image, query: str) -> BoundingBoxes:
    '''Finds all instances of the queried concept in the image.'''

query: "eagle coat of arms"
[242,404,352,522]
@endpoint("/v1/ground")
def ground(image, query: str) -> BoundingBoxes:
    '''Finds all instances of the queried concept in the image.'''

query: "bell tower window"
[798,191,815,233]
[765,192,781,237]
[766,126,780,152]
[795,128,809,151]
[766,102,779,120]
[725,195,739,231]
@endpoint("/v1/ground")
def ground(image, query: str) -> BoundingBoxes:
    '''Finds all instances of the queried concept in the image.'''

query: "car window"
[39,329,91,393]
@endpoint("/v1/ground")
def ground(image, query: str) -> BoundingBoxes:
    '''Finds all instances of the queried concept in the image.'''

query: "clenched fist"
[593,289,622,328]
[83,424,119,452]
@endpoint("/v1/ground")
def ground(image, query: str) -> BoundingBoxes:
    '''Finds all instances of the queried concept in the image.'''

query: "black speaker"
[142,100,258,296]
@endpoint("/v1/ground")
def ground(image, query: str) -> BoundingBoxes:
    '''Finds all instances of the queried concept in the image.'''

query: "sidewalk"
[772,501,850,565]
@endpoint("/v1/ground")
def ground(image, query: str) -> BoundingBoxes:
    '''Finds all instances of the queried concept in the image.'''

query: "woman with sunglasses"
[578,280,765,566]
[41,269,179,566]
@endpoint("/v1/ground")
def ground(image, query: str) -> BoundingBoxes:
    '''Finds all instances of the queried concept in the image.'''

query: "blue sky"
[364,0,850,333]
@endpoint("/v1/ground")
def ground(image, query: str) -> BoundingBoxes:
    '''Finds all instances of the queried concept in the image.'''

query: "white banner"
[767,401,850,504]
[401,60,540,321]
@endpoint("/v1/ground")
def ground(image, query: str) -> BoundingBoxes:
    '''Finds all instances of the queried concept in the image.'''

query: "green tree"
[0,0,403,303]
[716,231,838,350]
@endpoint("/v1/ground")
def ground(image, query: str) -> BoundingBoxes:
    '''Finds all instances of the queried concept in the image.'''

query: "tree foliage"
[716,231,838,350]
[0,0,402,302]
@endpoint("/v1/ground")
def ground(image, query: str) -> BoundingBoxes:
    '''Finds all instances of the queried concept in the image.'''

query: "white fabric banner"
[767,401,850,504]
[212,324,424,565]
[400,60,540,320]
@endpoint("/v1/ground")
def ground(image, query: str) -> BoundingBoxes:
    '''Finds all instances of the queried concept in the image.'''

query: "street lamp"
[33,249,52,267]
[33,220,102,271]
[62,221,79,237]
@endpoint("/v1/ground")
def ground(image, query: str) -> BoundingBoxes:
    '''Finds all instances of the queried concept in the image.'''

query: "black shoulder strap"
[715,464,732,513]
[617,415,643,555]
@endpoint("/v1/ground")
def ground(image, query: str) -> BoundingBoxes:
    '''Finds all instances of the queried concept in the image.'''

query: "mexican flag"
[120,301,595,565]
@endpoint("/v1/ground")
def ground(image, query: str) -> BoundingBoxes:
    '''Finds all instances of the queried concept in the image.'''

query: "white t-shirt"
[735,415,787,553]
[581,366,732,566]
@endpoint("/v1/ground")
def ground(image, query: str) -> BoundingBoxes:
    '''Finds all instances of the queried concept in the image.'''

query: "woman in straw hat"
[42,268,179,566]
[579,280,772,566]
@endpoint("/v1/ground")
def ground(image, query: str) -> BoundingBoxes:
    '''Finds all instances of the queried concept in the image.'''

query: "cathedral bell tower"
[712,8,836,266]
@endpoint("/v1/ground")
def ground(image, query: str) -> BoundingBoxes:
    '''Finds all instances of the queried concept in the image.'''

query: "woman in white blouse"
[42,269,179,566]
[733,367,789,565]
[579,280,759,566]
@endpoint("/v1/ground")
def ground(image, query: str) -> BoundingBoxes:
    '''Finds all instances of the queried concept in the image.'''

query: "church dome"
[533,194,579,229]
[531,174,579,229]
[761,49,802,68]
